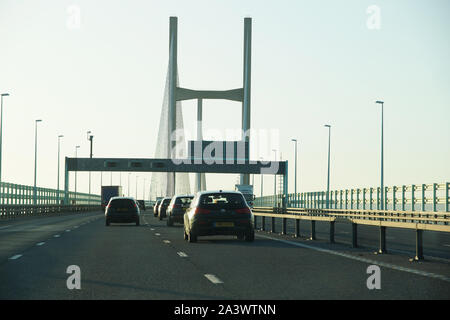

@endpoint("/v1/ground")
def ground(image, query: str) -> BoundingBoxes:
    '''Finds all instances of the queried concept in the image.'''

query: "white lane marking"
[36,242,45,246]
[163,240,171,244]
[0,225,11,230]
[65,229,71,232]
[54,234,61,238]
[204,274,223,284]
[256,234,450,283]
[9,254,23,260]
[73,226,79,229]
[444,244,450,247]
[155,233,161,236]
[150,228,155,231]
[177,251,188,258]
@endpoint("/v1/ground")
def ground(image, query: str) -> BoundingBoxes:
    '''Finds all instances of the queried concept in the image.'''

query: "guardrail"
[252,206,450,261]
[0,204,102,219]
[0,181,101,205]
[255,182,450,212]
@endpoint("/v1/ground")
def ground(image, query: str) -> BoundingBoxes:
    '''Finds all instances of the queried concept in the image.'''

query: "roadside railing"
[255,182,450,212]
[252,206,450,261]
[0,181,101,205]
[0,204,102,219]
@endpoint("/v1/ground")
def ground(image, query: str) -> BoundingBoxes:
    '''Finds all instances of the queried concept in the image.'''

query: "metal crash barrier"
[0,204,101,219]
[252,206,450,261]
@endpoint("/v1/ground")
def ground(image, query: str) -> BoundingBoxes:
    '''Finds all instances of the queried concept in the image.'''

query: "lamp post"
[74,145,80,204]
[87,131,93,204]
[0,93,10,203]
[57,135,64,205]
[33,119,43,205]
[324,125,331,209]
[375,100,384,210]
[291,139,298,207]
[272,149,277,207]
[128,173,131,196]
[143,178,146,201]
[136,176,139,199]
[0,93,10,205]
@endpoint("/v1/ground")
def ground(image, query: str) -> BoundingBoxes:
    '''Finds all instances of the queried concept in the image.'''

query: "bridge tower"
[155,16,252,197]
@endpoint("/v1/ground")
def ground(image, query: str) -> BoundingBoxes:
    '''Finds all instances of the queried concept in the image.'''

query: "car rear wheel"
[188,230,197,243]
[245,230,255,242]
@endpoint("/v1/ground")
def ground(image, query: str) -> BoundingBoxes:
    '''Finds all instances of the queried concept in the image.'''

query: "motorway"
[0,211,449,299]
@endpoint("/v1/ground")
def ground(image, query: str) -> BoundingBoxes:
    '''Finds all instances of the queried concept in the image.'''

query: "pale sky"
[0,0,449,198]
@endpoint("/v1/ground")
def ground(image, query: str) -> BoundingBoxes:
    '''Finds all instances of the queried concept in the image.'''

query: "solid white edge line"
[9,254,23,260]
[204,274,223,284]
[256,234,450,283]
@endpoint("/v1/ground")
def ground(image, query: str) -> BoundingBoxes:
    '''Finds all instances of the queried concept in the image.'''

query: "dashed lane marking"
[204,274,223,284]
[163,240,171,244]
[9,254,23,260]
[36,242,45,246]
[177,252,188,258]
[155,233,161,236]
[53,235,61,238]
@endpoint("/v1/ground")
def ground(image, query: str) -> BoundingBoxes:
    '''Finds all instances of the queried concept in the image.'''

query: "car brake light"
[236,207,251,214]
[195,207,211,214]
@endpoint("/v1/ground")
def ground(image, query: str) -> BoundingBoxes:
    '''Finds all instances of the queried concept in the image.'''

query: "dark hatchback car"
[158,197,172,220]
[166,195,194,226]
[183,191,255,243]
[105,197,140,226]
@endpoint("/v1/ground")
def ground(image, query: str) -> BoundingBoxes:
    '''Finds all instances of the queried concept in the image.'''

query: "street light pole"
[74,145,80,204]
[291,139,298,207]
[33,119,43,205]
[0,93,10,203]
[324,125,331,209]
[260,157,264,206]
[376,100,384,210]
[128,173,131,196]
[272,149,277,207]
[57,135,64,205]
[136,176,139,199]
[143,178,146,201]
[87,131,93,204]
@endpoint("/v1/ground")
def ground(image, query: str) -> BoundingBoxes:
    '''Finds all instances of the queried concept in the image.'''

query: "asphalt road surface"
[0,211,449,299]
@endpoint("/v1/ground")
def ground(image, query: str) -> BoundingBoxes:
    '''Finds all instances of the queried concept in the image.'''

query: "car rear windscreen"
[109,199,136,209]
[199,193,246,209]
[176,197,193,206]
